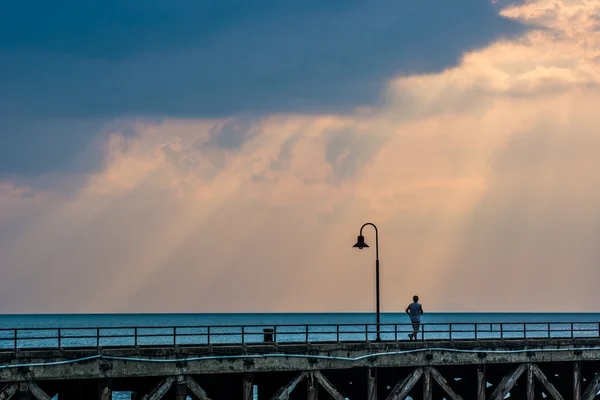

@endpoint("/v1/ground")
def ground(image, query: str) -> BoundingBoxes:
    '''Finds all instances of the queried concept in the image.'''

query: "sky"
[0,0,599,314]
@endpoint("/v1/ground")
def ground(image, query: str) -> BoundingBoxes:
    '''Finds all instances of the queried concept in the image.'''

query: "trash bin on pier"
[263,328,274,342]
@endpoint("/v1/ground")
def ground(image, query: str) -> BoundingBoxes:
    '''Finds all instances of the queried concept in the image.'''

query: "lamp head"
[353,235,369,249]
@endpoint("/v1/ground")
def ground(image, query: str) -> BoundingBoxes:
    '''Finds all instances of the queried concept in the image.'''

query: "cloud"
[270,134,303,172]
[325,128,387,184]
[0,0,523,177]
[0,0,599,313]
[204,117,262,151]
[0,117,161,179]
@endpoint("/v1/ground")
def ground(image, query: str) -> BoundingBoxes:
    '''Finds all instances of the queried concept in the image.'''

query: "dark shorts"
[411,321,421,330]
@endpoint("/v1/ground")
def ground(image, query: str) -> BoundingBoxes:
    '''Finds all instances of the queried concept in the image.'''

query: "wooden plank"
[367,368,377,400]
[0,384,17,400]
[527,364,534,400]
[313,371,346,400]
[582,373,600,400]
[429,367,463,400]
[531,363,565,400]
[385,368,423,400]
[490,363,526,400]
[423,368,432,400]
[243,373,254,400]
[184,375,211,400]
[573,362,581,400]
[477,365,486,400]
[270,372,307,400]
[142,377,175,400]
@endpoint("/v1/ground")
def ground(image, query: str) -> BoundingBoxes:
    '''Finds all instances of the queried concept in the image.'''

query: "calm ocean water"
[2,312,599,328]
[1,313,598,400]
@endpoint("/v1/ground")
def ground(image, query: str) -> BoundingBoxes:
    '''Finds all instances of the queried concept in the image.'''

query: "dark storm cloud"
[0,117,107,176]
[205,117,261,151]
[0,0,525,176]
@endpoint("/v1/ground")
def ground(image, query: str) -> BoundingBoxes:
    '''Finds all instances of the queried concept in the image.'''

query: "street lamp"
[353,222,381,341]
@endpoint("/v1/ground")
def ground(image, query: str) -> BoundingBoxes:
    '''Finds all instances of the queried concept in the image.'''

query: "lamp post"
[353,222,381,341]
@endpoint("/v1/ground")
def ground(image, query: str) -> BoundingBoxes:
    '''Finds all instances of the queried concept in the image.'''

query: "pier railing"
[1,321,599,351]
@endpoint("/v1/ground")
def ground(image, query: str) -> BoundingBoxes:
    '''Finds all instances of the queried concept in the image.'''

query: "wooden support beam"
[313,371,345,400]
[184,375,211,400]
[175,382,187,400]
[367,368,377,400]
[0,384,17,400]
[18,384,29,400]
[386,368,424,400]
[99,386,111,400]
[574,362,582,400]
[527,364,535,400]
[477,365,486,400]
[243,373,254,400]
[270,372,307,400]
[27,383,51,400]
[423,368,432,400]
[582,373,600,400]
[98,378,112,400]
[307,373,318,400]
[142,377,175,400]
[531,363,565,400]
[490,363,526,400]
[429,367,463,400]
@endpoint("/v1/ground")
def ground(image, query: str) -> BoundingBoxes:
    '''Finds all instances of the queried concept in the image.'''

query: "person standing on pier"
[406,295,423,340]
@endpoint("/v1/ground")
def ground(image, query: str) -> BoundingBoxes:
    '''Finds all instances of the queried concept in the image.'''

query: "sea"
[1,313,598,399]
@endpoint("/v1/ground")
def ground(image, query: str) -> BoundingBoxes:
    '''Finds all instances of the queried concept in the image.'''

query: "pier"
[1,321,600,399]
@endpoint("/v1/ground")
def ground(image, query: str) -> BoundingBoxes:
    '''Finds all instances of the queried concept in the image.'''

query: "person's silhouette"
[405,295,423,340]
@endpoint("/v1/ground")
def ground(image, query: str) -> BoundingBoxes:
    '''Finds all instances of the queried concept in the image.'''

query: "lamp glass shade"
[353,235,369,249]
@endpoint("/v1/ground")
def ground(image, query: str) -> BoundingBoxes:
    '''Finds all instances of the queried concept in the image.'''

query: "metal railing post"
[207,327,211,345]
[96,328,100,348]
[336,325,340,342]
[547,323,551,338]
[449,324,452,340]
[58,328,61,348]
[500,323,503,339]
[13,329,17,350]
[571,323,574,338]
[474,324,478,340]
[134,328,138,347]
[241,326,245,344]
[173,327,177,346]
[365,324,369,341]
[394,324,398,342]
